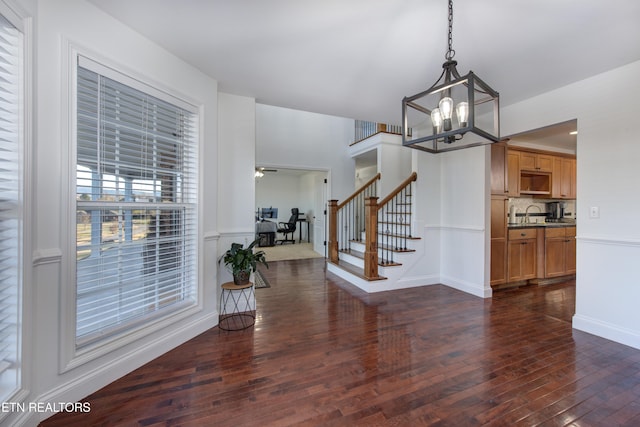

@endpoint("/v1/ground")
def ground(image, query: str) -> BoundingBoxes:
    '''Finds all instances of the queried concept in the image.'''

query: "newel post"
[328,199,339,263]
[364,196,379,279]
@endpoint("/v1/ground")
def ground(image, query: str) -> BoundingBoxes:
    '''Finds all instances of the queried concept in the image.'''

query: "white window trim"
[60,42,204,372]
[0,0,32,420]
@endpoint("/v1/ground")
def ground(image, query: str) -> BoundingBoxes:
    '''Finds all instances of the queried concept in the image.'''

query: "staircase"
[327,172,422,292]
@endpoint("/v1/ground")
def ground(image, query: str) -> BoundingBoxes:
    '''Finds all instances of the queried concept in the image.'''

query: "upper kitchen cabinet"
[552,157,577,199]
[491,142,520,196]
[506,147,576,199]
[507,152,520,197]
[519,151,553,172]
[490,142,506,194]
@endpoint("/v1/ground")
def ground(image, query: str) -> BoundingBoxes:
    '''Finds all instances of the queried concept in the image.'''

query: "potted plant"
[220,238,268,285]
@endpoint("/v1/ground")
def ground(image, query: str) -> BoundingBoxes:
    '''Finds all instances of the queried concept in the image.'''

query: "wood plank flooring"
[40,259,640,426]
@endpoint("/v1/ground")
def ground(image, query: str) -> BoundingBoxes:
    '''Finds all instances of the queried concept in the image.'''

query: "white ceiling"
[88,0,640,127]
[508,120,578,153]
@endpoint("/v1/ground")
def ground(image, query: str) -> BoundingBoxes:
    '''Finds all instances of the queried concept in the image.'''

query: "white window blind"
[75,57,198,347]
[0,11,23,401]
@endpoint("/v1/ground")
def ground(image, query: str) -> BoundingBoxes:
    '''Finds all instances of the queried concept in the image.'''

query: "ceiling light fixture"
[402,0,500,153]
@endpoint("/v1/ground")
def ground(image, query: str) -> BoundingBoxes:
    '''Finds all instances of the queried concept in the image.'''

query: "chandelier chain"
[445,0,455,60]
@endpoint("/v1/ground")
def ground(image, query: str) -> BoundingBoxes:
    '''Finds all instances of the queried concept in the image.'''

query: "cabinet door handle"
[520,233,526,237]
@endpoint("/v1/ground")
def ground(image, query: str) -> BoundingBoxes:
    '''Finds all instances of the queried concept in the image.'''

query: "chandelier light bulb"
[439,97,454,130]
[431,107,443,133]
[456,101,469,128]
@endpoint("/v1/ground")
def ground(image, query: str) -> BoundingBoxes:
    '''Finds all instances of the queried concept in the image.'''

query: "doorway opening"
[255,167,328,261]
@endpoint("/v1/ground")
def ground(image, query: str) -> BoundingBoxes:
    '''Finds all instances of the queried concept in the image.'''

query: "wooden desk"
[297,218,310,243]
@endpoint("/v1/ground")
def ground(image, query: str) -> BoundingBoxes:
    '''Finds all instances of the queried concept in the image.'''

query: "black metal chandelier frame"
[402,0,500,154]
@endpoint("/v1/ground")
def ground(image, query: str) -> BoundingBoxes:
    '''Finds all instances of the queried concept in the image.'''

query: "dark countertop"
[508,222,576,229]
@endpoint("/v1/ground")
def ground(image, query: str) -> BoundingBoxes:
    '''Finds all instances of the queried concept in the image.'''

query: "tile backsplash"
[508,198,576,224]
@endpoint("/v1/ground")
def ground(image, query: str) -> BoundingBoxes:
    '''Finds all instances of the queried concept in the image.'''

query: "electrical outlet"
[589,206,600,219]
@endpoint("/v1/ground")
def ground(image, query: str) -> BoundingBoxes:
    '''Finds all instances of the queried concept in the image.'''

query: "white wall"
[409,145,491,298]
[349,133,413,195]
[394,150,442,288]
[378,141,413,196]
[501,60,640,349]
[439,146,492,297]
[355,163,377,188]
[217,92,257,284]
[299,172,319,230]
[255,170,325,244]
[218,93,256,234]
[255,103,355,202]
[26,0,220,424]
[255,173,302,224]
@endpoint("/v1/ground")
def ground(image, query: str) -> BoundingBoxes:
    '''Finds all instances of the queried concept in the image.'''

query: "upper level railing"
[353,120,407,145]
[329,172,417,280]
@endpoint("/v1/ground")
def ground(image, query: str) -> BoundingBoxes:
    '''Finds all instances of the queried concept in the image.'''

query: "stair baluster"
[329,172,417,281]
[328,173,380,264]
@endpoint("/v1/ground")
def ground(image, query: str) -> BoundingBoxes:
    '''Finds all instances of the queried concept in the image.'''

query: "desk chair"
[277,208,299,244]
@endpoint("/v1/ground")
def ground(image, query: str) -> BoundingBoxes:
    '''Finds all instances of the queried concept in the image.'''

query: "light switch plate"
[589,206,600,219]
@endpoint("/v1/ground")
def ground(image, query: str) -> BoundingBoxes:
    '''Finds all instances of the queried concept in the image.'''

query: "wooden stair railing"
[365,172,417,279]
[329,173,380,264]
[329,172,418,281]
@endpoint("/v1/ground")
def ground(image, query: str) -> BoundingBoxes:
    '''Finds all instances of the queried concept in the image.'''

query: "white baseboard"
[572,314,640,350]
[440,275,492,298]
[393,275,439,289]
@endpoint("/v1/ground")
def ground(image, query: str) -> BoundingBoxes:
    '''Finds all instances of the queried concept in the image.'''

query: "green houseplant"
[220,238,268,285]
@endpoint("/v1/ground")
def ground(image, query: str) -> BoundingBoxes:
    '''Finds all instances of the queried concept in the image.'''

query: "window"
[0,9,23,401]
[75,56,198,347]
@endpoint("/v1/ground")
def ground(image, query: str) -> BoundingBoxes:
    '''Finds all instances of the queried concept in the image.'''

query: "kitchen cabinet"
[508,228,537,282]
[491,143,507,195]
[552,157,576,199]
[491,197,508,286]
[514,149,553,196]
[491,143,520,196]
[520,172,551,196]
[544,227,576,278]
[507,151,520,197]
[519,151,553,172]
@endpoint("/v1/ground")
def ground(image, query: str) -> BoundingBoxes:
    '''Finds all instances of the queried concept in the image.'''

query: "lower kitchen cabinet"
[545,226,576,278]
[491,197,508,286]
[507,228,537,282]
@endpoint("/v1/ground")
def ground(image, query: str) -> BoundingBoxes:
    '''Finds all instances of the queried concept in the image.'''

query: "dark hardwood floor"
[41,259,640,426]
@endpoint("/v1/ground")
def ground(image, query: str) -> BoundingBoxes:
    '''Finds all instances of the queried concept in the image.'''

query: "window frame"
[0,0,31,415]
[62,45,203,370]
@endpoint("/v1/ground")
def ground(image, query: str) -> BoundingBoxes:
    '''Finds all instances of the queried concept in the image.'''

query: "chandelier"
[402,0,500,153]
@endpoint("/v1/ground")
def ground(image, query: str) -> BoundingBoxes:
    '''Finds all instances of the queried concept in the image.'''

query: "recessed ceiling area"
[507,120,578,154]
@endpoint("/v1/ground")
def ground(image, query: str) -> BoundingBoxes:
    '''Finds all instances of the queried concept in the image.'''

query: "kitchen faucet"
[525,205,542,223]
